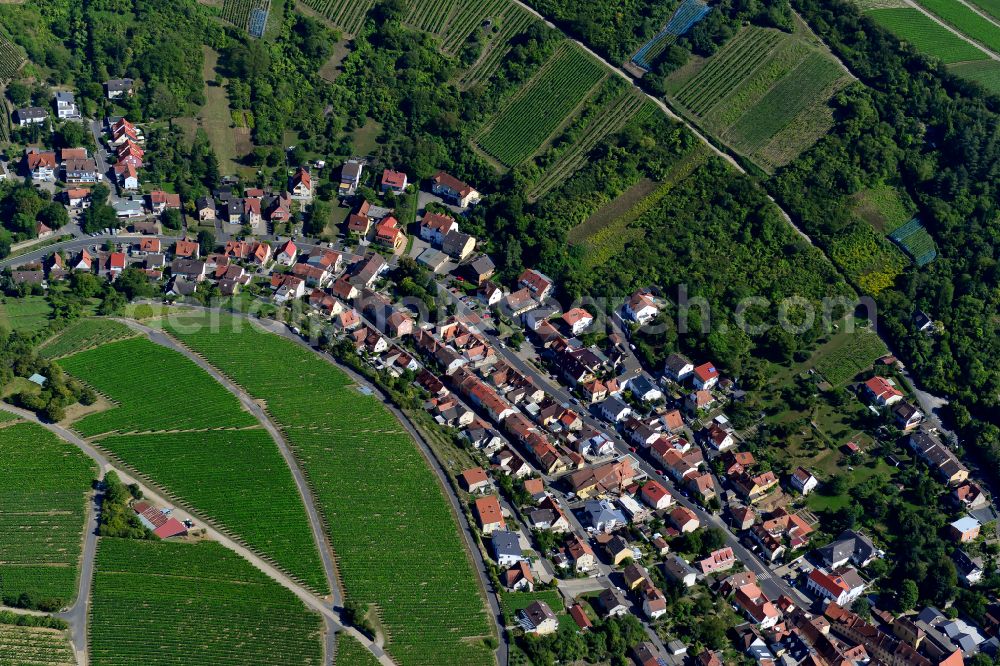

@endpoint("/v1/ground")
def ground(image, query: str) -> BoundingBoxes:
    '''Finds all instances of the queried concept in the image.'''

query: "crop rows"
[89,538,323,666]
[458,7,536,89]
[914,0,1000,54]
[299,0,376,35]
[889,218,938,265]
[97,430,328,593]
[38,319,136,360]
[968,0,1000,21]
[477,44,606,166]
[0,32,25,82]
[724,52,846,153]
[335,636,381,666]
[751,98,839,172]
[950,59,1000,95]
[866,8,988,63]
[675,27,782,116]
[58,337,257,436]
[440,0,512,54]
[0,624,75,666]
[405,0,457,34]
[528,92,650,200]
[163,314,494,666]
[0,423,96,608]
[815,329,890,386]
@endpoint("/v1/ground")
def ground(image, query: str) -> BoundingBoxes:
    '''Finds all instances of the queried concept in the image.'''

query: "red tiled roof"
[432,171,474,197]
[381,169,407,188]
[694,362,718,382]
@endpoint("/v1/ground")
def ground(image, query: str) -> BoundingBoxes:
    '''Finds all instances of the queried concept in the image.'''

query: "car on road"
[656,470,665,477]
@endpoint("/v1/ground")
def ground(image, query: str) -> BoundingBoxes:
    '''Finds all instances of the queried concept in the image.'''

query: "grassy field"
[865,7,988,62]
[334,636,382,666]
[89,539,323,666]
[828,221,908,294]
[0,622,75,665]
[569,178,660,245]
[950,59,1000,94]
[95,430,327,593]
[162,313,495,666]
[666,24,851,172]
[38,319,136,359]
[476,43,606,167]
[813,328,890,386]
[349,118,382,155]
[177,46,247,176]
[0,422,96,609]
[58,336,258,436]
[0,296,51,333]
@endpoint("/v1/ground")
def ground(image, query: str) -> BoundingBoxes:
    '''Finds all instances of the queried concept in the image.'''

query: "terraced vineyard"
[528,91,653,200]
[0,422,96,609]
[476,43,606,166]
[0,30,25,82]
[439,0,515,54]
[89,539,323,666]
[38,319,136,359]
[865,8,988,62]
[0,622,75,666]
[298,0,376,35]
[58,336,257,436]
[162,314,495,666]
[456,5,537,89]
[96,430,327,593]
[405,0,458,34]
[666,24,853,172]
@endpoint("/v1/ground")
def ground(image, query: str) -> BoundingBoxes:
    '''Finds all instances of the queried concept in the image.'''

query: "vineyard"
[969,0,1000,21]
[0,422,96,608]
[667,25,851,172]
[162,314,495,666]
[913,0,1000,53]
[865,8,988,63]
[438,0,517,54]
[950,60,1000,95]
[631,0,712,70]
[220,0,272,36]
[814,329,890,386]
[527,90,653,200]
[89,538,323,666]
[297,0,377,36]
[456,5,537,89]
[405,0,459,35]
[38,319,136,359]
[476,44,606,167]
[0,30,25,82]
[96,430,327,593]
[0,623,75,666]
[889,218,938,265]
[335,636,382,666]
[58,336,257,436]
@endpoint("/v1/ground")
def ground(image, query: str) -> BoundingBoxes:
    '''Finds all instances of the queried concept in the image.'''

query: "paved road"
[119,320,344,608]
[0,402,394,666]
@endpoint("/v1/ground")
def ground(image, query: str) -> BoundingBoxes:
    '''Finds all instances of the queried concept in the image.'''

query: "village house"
[519,600,558,636]
[664,352,695,382]
[338,159,363,197]
[114,161,139,190]
[275,239,298,266]
[948,516,981,543]
[105,78,135,99]
[734,583,780,629]
[473,495,506,535]
[380,168,408,194]
[669,506,700,533]
[464,255,496,286]
[692,362,720,390]
[431,170,481,207]
[732,470,778,503]
[663,555,699,587]
[893,401,924,431]
[698,547,737,575]
[374,216,406,253]
[490,530,525,568]
[64,156,99,184]
[700,423,735,451]
[54,91,79,119]
[806,568,866,606]
[459,467,490,493]
[419,212,457,245]
[148,190,181,214]
[641,480,674,510]
[64,188,90,209]
[624,290,659,324]
[565,533,596,573]
[173,239,200,259]
[14,106,47,127]
[442,230,476,260]
[25,149,57,181]
[503,560,534,592]
[863,375,904,407]
[790,467,819,495]
[518,268,554,301]
[598,587,630,618]
[196,196,216,221]
[908,428,969,486]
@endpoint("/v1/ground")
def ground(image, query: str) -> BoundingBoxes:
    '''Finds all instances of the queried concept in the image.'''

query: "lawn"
[89,539,323,666]
[808,458,897,512]
[350,118,383,155]
[0,622,75,665]
[58,336,258,436]
[813,328,890,386]
[0,422,96,609]
[0,295,51,334]
[37,319,136,359]
[162,313,495,666]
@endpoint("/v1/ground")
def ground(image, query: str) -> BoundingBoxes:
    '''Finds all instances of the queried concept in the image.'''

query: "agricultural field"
[0,28,25,81]
[220,0,271,35]
[335,636,382,666]
[475,43,606,167]
[666,25,852,172]
[0,295,52,333]
[37,319,136,359]
[850,183,915,233]
[889,218,938,265]
[58,336,257,436]
[865,8,988,63]
[297,0,377,36]
[89,538,323,666]
[437,0,521,54]
[0,422,96,609]
[0,623,75,666]
[969,0,1000,21]
[527,88,653,200]
[913,0,1000,53]
[96,430,327,593]
[162,314,495,666]
[950,59,1000,94]
[813,328,890,386]
[828,222,908,294]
